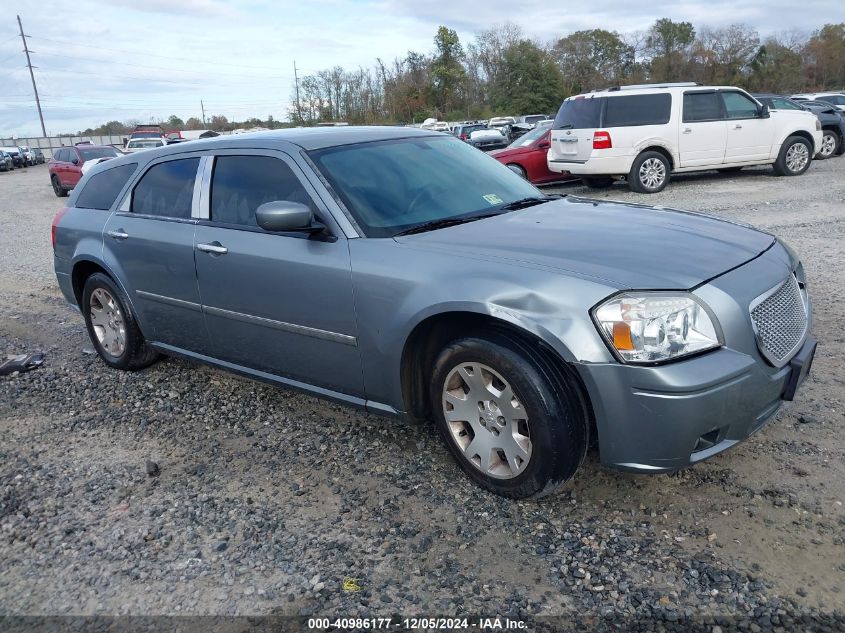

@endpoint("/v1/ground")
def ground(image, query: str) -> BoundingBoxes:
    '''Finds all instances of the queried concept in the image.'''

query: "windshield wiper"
[498,195,563,211]
[394,212,503,236]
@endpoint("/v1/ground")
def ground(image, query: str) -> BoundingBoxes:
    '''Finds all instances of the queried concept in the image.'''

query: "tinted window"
[79,146,121,161]
[553,97,602,129]
[132,158,199,219]
[53,149,65,162]
[75,164,137,210]
[722,91,759,119]
[771,97,802,111]
[683,92,723,122]
[309,136,539,238]
[605,93,671,126]
[210,156,315,227]
[821,95,845,105]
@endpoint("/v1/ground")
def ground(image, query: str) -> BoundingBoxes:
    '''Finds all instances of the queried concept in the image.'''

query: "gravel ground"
[1,161,844,630]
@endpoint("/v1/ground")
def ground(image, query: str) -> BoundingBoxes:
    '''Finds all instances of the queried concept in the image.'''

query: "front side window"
[131,158,199,219]
[210,155,316,227]
[722,91,760,119]
[683,92,723,122]
[309,135,539,237]
[75,163,137,210]
[605,93,672,127]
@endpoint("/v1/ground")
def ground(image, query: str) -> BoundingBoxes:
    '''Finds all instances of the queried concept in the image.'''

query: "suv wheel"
[582,176,614,189]
[82,273,159,370]
[429,334,588,499]
[629,151,670,193]
[51,175,67,197]
[774,136,812,176]
[817,130,840,159]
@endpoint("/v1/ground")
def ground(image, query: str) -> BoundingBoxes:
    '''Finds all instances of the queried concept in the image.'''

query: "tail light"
[593,131,612,150]
[52,207,68,250]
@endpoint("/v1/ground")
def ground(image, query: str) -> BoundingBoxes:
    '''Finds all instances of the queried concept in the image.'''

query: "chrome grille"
[750,274,807,367]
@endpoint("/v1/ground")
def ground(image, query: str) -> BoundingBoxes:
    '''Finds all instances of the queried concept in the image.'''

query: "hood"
[397,197,775,289]
[490,145,531,159]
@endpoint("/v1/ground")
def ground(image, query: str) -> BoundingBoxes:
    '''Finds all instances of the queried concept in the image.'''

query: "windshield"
[80,147,121,160]
[508,124,550,148]
[309,135,540,237]
[553,97,603,129]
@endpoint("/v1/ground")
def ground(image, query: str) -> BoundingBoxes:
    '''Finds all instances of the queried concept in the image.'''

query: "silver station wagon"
[52,127,816,499]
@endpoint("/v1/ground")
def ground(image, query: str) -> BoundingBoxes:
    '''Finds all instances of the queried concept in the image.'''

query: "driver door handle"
[197,242,228,255]
[734,124,743,129]
[107,229,129,240]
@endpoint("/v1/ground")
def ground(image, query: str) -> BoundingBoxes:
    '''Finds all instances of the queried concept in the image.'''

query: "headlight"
[592,293,722,364]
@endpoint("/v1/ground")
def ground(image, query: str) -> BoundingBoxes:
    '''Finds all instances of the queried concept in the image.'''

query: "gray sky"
[0,0,837,136]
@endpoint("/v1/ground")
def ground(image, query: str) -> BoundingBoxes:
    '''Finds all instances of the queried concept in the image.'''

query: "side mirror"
[71,158,79,165]
[760,104,770,119]
[538,140,551,149]
[255,200,316,233]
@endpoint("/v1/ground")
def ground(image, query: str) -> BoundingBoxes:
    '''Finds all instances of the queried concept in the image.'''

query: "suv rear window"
[74,163,137,210]
[605,93,672,126]
[553,98,602,129]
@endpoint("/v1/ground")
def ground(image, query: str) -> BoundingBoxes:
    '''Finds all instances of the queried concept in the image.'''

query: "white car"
[468,128,508,151]
[791,92,845,111]
[548,82,824,193]
[125,138,165,153]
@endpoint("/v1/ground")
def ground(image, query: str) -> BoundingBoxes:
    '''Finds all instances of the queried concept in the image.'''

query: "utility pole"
[200,100,207,127]
[293,60,303,123]
[17,15,46,137]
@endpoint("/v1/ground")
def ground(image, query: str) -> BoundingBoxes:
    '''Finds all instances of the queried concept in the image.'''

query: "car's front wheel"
[429,334,588,499]
[628,151,670,193]
[82,273,159,370]
[774,136,812,176]
[506,163,527,180]
[817,130,840,159]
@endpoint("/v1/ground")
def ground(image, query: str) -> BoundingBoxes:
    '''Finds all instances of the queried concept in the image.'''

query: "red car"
[490,124,573,185]
[48,144,122,197]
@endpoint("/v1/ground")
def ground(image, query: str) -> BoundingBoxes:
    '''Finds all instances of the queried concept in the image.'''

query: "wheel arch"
[780,129,816,154]
[70,256,141,325]
[635,145,675,170]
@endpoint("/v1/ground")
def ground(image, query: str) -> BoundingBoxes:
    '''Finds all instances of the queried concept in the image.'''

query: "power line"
[17,15,46,136]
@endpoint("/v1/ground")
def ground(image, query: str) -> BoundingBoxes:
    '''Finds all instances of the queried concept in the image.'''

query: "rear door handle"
[107,229,129,240]
[734,124,743,129]
[197,242,228,255]
[682,127,692,134]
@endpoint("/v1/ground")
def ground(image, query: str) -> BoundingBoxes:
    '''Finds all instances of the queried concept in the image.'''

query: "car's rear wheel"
[817,130,840,159]
[582,176,614,189]
[82,273,159,371]
[774,136,812,176]
[51,175,67,197]
[506,163,527,180]
[628,151,670,193]
[429,334,588,499]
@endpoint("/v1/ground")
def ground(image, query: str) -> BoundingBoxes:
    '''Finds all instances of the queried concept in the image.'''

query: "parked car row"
[547,82,829,193]
[753,94,845,159]
[48,143,123,197]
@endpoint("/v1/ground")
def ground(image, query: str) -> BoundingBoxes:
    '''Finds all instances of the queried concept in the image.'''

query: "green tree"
[748,40,805,92]
[184,117,204,130]
[430,26,466,115]
[166,114,185,129]
[553,29,634,93]
[646,18,696,81]
[803,23,845,89]
[491,40,564,114]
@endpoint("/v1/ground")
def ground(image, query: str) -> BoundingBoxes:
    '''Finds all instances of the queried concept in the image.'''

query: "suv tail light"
[593,131,612,150]
[52,207,68,250]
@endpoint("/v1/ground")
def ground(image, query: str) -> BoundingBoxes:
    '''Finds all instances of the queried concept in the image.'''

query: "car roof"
[575,84,751,99]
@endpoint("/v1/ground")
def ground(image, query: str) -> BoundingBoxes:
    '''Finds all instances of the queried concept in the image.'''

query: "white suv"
[547,83,824,193]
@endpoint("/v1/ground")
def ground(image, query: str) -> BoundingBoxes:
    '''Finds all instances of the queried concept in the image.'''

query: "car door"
[102,155,212,354]
[193,150,363,396]
[678,90,728,167]
[721,90,774,163]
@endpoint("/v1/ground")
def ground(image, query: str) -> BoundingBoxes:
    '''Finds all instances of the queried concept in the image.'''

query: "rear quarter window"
[74,163,138,210]
[605,93,672,126]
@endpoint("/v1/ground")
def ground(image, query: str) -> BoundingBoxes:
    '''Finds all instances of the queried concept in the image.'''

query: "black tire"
[429,333,588,499]
[817,130,841,159]
[628,150,670,193]
[582,176,614,189]
[773,135,813,176]
[718,166,743,173]
[82,273,159,371]
[51,175,67,197]
[506,163,527,180]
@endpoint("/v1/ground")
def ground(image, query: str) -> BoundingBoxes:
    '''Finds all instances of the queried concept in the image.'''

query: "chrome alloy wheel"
[441,362,531,479]
[785,141,809,172]
[819,132,836,158]
[638,157,666,189]
[89,288,126,357]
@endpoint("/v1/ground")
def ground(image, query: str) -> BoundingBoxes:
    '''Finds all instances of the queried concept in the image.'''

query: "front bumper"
[574,244,814,472]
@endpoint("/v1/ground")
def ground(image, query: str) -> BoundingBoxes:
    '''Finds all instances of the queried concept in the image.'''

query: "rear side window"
[553,97,603,129]
[605,93,672,127]
[210,155,315,227]
[683,92,723,122]
[132,158,199,219]
[75,164,137,210]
